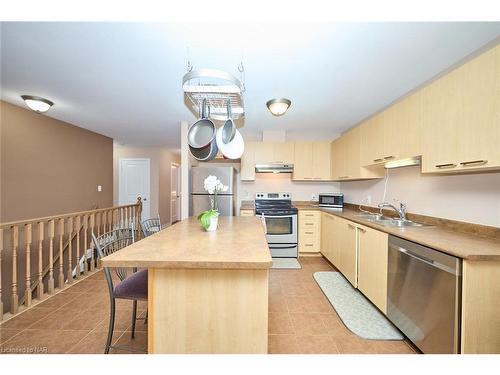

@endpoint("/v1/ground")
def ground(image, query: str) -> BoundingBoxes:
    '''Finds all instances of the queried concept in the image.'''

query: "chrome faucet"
[378,202,407,220]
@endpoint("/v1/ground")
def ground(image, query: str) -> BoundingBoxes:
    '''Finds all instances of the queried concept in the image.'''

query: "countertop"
[295,202,500,261]
[101,216,272,269]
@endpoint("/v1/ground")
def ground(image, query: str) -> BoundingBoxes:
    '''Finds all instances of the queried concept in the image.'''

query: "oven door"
[264,214,297,244]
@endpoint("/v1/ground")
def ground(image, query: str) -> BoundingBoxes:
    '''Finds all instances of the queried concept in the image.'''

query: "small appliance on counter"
[318,193,344,208]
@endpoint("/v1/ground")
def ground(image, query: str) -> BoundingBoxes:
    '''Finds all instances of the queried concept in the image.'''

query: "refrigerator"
[190,166,237,217]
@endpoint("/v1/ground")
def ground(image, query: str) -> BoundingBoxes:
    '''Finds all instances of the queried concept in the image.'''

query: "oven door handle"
[262,215,296,218]
[268,245,298,249]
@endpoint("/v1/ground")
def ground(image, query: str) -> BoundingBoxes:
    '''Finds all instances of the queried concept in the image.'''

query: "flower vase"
[206,213,219,232]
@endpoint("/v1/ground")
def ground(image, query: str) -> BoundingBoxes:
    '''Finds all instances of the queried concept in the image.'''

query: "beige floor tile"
[295,335,339,354]
[113,331,147,354]
[269,294,288,313]
[289,313,328,336]
[0,329,23,344]
[0,329,89,354]
[268,312,294,335]
[66,329,125,354]
[268,334,299,354]
[0,307,56,330]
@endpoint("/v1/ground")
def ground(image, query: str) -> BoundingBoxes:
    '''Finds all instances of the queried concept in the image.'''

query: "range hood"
[384,156,421,169]
[255,163,294,173]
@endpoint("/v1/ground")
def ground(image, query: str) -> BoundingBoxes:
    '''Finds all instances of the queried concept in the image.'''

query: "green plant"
[197,209,219,230]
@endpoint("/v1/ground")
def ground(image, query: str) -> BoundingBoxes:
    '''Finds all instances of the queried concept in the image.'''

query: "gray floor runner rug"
[313,271,403,340]
[271,258,302,269]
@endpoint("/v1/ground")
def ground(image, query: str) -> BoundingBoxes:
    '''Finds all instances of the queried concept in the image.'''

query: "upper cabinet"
[292,141,332,181]
[422,45,500,173]
[241,142,295,181]
[360,93,422,166]
[331,127,384,181]
[241,141,256,181]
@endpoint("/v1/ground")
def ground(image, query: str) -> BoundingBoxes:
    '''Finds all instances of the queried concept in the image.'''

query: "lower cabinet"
[320,214,388,311]
[240,209,255,216]
[357,224,389,313]
[298,210,321,253]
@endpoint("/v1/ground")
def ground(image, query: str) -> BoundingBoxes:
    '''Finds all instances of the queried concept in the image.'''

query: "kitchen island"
[101,216,272,354]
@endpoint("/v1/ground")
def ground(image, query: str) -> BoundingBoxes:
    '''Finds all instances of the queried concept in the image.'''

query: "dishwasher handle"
[390,243,461,276]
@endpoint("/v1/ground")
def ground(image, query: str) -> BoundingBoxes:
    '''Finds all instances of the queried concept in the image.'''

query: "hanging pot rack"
[182,68,245,122]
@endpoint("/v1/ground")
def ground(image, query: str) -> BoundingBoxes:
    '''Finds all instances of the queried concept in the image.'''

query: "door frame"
[119,158,151,219]
[170,162,181,224]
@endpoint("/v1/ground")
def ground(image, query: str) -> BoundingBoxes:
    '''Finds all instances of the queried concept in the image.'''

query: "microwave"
[318,193,344,208]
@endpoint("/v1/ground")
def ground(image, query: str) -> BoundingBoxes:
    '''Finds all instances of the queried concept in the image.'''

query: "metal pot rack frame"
[182,68,245,122]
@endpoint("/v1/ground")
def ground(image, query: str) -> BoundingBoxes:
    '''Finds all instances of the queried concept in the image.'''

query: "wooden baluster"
[90,214,95,271]
[37,222,44,300]
[11,226,19,314]
[0,228,4,321]
[58,219,65,289]
[124,207,129,228]
[24,224,32,307]
[67,217,73,285]
[48,220,55,294]
[75,216,81,280]
[83,215,88,275]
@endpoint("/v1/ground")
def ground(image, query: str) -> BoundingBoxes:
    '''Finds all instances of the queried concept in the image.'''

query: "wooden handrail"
[0,203,139,229]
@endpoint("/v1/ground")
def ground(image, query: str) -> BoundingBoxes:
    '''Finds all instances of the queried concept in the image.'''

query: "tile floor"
[0,256,416,354]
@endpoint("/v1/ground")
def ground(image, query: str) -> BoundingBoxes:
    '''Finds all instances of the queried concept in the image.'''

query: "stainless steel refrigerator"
[190,166,237,217]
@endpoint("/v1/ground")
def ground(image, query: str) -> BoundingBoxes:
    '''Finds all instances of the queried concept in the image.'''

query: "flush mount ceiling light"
[21,95,54,113]
[266,98,291,116]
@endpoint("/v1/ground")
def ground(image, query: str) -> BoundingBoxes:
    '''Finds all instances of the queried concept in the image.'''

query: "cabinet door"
[240,142,256,180]
[455,45,500,170]
[383,93,423,161]
[345,127,362,179]
[312,141,332,180]
[330,137,345,180]
[321,213,332,262]
[254,142,275,164]
[293,142,313,180]
[421,71,459,172]
[357,225,389,313]
[338,219,357,287]
[274,143,295,164]
[360,114,384,166]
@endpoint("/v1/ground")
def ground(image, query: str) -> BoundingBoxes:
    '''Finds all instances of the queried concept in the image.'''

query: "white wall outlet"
[97,185,102,192]
[311,194,317,201]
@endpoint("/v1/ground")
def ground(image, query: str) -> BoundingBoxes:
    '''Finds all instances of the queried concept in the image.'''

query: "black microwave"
[318,193,344,208]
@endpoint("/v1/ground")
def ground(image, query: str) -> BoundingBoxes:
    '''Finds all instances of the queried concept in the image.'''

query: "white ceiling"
[1,22,499,149]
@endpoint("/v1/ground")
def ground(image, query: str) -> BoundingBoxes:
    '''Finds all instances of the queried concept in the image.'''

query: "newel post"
[136,197,143,239]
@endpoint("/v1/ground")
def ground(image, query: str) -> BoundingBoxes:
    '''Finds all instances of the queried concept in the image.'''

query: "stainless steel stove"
[255,192,298,258]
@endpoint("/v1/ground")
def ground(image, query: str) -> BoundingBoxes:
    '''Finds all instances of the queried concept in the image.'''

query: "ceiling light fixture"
[266,98,291,116]
[21,95,54,113]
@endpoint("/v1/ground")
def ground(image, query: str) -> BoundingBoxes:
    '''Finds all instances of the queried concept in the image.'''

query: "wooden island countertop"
[101,216,272,270]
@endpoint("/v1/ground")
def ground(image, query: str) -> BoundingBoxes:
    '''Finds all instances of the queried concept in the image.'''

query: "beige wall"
[0,101,113,222]
[113,143,180,224]
[340,166,500,227]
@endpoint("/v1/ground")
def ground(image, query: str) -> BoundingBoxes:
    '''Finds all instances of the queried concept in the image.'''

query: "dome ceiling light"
[266,98,291,116]
[21,95,54,113]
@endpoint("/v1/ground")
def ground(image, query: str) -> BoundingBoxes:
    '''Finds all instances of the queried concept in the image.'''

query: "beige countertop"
[101,216,272,269]
[295,202,500,261]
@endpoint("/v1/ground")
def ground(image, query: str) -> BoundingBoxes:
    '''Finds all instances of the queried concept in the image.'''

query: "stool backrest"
[140,215,162,237]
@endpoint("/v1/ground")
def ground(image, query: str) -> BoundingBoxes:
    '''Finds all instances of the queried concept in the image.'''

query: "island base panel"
[148,268,269,353]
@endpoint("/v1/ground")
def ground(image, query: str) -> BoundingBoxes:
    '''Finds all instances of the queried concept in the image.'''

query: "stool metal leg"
[105,297,116,354]
[131,299,137,339]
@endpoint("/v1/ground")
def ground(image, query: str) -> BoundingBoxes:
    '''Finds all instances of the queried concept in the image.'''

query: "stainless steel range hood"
[255,163,294,173]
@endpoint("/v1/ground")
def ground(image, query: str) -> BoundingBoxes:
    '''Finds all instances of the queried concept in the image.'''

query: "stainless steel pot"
[221,100,236,144]
[188,99,216,149]
[189,139,219,161]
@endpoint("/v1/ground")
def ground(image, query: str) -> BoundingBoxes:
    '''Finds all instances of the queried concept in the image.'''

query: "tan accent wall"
[0,101,113,222]
[113,143,180,225]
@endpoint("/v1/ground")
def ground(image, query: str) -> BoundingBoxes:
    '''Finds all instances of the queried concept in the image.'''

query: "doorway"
[119,158,151,220]
[171,162,181,224]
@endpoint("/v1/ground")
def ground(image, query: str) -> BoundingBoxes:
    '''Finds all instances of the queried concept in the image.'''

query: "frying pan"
[220,100,236,144]
[188,99,216,149]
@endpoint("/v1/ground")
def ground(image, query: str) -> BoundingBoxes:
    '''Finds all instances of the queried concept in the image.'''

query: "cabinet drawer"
[299,232,319,243]
[300,228,318,237]
[299,240,320,253]
[240,209,255,217]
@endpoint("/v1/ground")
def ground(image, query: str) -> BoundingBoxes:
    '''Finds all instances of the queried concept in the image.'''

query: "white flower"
[204,175,228,194]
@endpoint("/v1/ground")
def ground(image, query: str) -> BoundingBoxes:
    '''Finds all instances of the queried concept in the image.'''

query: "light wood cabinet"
[274,143,295,164]
[293,142,332,181]
[331,128,384,181]
[422,44,500,173]
[298,210,321,253]
[240,209,255,217]
[320,212,340,266]
[337,218,358,287]
[254,142,275,164]
[360,113,385,166]
[357,225,389,313]
[240,141,256,181]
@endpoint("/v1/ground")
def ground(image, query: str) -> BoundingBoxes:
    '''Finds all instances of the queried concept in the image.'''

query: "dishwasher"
[387,235,462,354]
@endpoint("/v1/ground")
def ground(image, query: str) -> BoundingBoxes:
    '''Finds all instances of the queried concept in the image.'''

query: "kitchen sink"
[354,213,428,228]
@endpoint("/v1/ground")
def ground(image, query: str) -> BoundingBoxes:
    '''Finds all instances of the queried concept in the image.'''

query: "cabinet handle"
[435,163,457,169]
[357,227,366,233]
[305,214,315,217]
[305,244,313,247]
[373,158,383,163]
[304,177,313,180]
[459,160,488,166]
[305,231,314,234]
[347,223,356,229]
[305,223,314,226]
[383,156,395,160]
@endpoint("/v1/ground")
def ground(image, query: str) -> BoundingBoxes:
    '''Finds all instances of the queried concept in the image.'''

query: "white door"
[119,158,150,221]
[171,163,181,223]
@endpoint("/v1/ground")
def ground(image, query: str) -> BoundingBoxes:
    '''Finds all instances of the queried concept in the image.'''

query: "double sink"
[354,213,428,228]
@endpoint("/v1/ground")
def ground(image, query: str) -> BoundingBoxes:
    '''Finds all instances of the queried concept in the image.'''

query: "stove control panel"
[255,192,291,200]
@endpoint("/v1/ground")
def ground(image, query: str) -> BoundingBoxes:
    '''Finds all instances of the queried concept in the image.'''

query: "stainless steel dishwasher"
[387,235,462,354]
